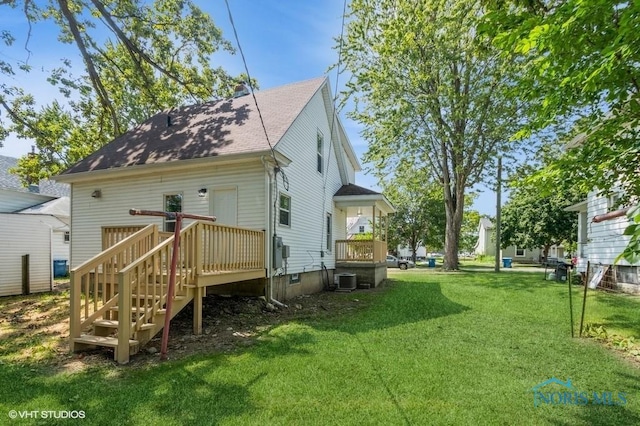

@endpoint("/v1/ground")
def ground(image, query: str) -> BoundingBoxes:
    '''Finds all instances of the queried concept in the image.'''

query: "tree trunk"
[443,185,465,270]
[543,244,550,263]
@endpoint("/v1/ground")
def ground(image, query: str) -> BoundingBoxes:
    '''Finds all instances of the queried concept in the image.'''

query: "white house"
[474,217,563,263]
[565,192,639,293]
[56,77,394,362]
[0,155,70,296]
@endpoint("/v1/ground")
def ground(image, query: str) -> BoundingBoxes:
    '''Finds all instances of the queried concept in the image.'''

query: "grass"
[1,269,639,425]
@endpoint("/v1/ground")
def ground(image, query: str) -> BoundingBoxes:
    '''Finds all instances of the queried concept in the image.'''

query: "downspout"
[262,156,288,309]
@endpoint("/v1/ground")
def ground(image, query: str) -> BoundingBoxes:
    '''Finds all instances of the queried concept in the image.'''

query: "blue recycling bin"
[53,260,68,277]
[428,258,436,268]
[502,257,512,268]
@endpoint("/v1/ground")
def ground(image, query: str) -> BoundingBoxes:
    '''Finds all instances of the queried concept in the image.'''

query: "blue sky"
[0,0,497,215]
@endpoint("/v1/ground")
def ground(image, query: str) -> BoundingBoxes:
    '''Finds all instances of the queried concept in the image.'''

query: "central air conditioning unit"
[337,273,357,290]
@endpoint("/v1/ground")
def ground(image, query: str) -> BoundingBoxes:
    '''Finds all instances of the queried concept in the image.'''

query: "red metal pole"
[128,208,215,361]
[160,214,182,361]
[592,208,630,223]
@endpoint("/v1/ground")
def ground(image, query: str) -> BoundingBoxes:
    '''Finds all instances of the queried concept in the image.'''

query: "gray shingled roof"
[334,184,381,196]
[61,77,328,175]
[0,155,69,196]
[0,155,24,191]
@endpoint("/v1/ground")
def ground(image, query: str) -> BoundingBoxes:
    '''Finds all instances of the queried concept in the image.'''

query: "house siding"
[0,189,55,213]
[585,191,633,266]
[70,162,266,267]
[273,85,345,276]
[0,214,52,296]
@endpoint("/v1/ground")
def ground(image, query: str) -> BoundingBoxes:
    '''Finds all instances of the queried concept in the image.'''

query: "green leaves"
[616,206,640,265]
[0,0,243,182]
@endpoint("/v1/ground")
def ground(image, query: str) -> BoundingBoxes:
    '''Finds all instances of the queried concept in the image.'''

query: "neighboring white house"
[347,215,372,236]
[0,155,70,296]
[474,217,564,263]
[56,77,394,301]
[565,191,639,293]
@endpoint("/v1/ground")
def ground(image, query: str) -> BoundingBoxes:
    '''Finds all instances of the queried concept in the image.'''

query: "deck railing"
[70,224,159,343]
[102,226,147,250]
[335,239,387,263]
[199,222,265,274]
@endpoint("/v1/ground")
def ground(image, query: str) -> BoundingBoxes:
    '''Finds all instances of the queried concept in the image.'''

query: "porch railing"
[335,239,387,263]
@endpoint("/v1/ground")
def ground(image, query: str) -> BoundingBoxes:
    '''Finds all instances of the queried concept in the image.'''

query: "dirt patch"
[0,280,385,371]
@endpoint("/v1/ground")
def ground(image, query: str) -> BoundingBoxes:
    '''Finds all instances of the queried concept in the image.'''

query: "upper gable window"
[317,130,324,174]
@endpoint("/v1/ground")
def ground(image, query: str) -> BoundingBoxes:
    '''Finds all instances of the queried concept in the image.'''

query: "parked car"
[386,255,415,270]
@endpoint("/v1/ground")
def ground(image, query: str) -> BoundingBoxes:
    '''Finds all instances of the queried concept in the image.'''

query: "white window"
[64,231,70,243]
[326,213,332,252]
[515,247,525,257]
[279,193,291,226]
[359,225,365,233]
[317,130,324,174]
[164,193,183,232]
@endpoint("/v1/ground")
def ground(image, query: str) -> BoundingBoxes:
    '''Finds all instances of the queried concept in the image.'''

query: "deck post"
[193,286,204,335]
[116,271,131,364]
[69,270,81,352]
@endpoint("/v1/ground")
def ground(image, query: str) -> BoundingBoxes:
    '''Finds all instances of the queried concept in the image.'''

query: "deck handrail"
[114,221,265,361]
[70,224,159,342]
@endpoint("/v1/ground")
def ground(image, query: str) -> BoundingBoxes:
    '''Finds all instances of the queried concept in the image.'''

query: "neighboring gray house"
[0,155,70,296]
[474,217,563,263]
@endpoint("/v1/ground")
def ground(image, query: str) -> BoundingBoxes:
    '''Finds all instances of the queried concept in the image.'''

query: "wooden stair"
[70,221,266,364]
[71,280,195,362]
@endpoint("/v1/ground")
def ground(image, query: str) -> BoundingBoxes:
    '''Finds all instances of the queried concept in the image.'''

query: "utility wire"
[223,0,287,191]
[320,0,348,253]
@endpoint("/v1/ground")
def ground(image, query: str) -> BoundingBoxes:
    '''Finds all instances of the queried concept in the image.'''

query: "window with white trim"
[359,225,365,233]
[164,193,183,232]
[64,231,70,243]
[515,247,525,257]
[279,193,291,226]
[317,130,324,174]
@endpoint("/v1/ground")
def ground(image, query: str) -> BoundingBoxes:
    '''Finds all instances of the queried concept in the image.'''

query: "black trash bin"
[555,263,568,282]
[53,260,68,278]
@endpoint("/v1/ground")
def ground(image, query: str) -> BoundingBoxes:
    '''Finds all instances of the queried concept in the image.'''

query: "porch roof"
[333,184,395,216]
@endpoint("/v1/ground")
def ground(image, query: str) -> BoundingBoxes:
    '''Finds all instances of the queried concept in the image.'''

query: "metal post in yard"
[568,264,574,338]
[579,261,590,337]
[129,209,215,361]
[494,156,502,272]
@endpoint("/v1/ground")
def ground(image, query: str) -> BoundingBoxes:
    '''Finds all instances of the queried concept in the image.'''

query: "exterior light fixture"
[198,188,207,198]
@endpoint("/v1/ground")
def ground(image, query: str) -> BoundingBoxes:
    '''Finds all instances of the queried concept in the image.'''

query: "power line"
[223,0,283,182]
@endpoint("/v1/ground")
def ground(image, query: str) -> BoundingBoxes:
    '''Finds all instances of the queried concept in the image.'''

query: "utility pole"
[494,156,502,272]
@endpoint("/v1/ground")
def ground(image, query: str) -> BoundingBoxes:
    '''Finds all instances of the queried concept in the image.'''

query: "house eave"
[564,200,588,212]
[334,194,396,215]
[54,150,292,184]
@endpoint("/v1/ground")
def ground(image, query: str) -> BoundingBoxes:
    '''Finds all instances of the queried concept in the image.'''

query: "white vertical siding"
[0,214,52,296]
[586,191,634,266]
[70,163,266,267]
[274,87,345,274]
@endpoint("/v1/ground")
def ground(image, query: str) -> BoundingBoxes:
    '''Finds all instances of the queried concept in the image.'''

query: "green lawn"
[1,269,639,425]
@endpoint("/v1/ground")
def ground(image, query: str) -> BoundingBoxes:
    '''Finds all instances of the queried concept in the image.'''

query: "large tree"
[501,185,578,262]
[483,0,640,263]
[339,0,526,270]
[383,168,446,262]
[0,0,243,183]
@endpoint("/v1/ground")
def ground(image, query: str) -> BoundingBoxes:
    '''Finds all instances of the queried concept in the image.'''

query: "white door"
[211,187,237,226]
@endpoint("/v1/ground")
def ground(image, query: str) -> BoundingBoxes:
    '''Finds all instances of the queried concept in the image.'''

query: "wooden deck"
[70,222,265,363]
